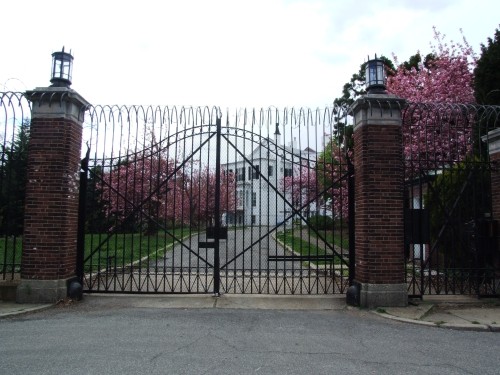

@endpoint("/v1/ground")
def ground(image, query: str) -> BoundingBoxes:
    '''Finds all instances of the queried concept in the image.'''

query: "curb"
[0,303,53,319]
[372,310,497,332]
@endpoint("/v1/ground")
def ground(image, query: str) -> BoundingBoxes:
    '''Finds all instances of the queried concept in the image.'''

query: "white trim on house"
[222,137,318,226]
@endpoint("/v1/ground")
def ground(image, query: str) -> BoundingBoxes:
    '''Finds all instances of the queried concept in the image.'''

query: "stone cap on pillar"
[351,93,407,130]
[482,128,500,155]
[25,86,91,123]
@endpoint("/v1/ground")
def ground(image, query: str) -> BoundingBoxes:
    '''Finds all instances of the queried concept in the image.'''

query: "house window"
[251,165,260,179]
[236,167,245,181]
[284,168,293,177]
[251,215,256,224]
[237,190,242,205]
[252,192,257,207]
[268,165,273,177]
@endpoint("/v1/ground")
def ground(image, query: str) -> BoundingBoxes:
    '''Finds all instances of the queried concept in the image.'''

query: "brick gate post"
[16,86,89,303]
[351,93,407,308]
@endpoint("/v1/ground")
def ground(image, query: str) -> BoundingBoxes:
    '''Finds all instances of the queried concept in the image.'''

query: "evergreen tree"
[0,120,29,235]
[474,26,500,105]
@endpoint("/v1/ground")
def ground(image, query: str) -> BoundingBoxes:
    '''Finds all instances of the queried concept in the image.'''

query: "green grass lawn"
[0,228,197,275]
[310,229,350,250]
[84,228,195,272]
[0,236,22,274]
[276,229,342,265]
[3,226,348,274]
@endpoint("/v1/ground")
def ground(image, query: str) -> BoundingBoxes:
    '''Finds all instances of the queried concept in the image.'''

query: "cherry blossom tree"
[313,28,477,219]
[281,165,319,217]
[281,149,352,221]
[100,143,236,232]
[387,27,477,170]
[315,138,351,219]
[178,166,236,227]
[100,151,183,234]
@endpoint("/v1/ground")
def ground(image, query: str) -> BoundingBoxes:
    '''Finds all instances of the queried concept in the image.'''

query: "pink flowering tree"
[100,151,184,234]
[281,165,319,213]
[281,151,351,222]
[177,166,236,227]
[387,27,477,170]
[310,28,477,221]
[101,147,236,232]
[315,138,351,219]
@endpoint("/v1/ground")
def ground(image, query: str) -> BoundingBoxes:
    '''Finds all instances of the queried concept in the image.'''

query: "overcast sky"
[1,0,499,109]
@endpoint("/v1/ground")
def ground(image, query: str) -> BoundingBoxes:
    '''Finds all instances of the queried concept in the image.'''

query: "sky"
[1,0,499,109]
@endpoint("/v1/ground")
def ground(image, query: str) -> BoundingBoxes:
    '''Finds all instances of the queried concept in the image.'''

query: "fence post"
[350,93,407,308]
[16,86,89,303]
[483,128,500,275]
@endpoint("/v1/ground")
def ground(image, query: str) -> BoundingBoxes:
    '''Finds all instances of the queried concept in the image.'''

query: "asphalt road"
[152,227,304,272]
[1,296,499,375]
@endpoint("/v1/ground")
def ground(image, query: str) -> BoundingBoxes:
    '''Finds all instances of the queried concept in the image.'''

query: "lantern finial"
[50,47,74,87]
[365,55,386,94]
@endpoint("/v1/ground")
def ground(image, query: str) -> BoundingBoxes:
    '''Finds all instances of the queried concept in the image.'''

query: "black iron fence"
[0,92,31,281]
[79,105,354,294]
[403,102,500,297]
[4,88,499,298]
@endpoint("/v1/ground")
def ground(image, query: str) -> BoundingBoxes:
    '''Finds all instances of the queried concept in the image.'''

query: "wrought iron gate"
[403,103,500,297]
[78,105,353,294]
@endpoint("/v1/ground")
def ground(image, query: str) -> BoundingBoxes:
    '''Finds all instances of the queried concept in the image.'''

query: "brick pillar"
[351,94,407,308]
[17,86,89,303]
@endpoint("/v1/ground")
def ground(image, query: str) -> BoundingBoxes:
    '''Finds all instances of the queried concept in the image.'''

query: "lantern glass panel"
[365,58,386,93]
[50,49,73,86]
[376,64,384,84]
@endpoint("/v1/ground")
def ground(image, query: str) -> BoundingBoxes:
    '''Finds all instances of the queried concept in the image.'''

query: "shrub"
[424,157,492,269]
[308,215,334,230]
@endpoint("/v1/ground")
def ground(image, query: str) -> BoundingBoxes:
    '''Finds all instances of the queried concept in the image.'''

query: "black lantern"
[50,47,73,87]
[365,55,386,94]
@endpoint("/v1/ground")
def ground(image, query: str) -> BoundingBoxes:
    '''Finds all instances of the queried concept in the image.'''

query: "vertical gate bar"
[250,117,255,293]
[348,160,355,286]
[118,123,125,292]
[259,119,263,293]
[242,115,247,293]
[224,116,230,294]
[222,117,226,293]
[76,152,89,285]
[202,135,208,292]
[274,122,279,294]
[213,117,222,295]
[419,176,425,297]
[191,117,198,292]
[172,122,179,291]
[182,120,190,292]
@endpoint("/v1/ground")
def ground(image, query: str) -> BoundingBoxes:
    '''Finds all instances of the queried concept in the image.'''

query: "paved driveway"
[151,227,303,272]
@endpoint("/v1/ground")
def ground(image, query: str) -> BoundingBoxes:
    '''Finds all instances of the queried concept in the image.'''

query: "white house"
[222,129,317,226]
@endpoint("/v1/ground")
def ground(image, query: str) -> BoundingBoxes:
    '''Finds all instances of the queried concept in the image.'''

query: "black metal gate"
[78,106,353,294]
[403,103,500,297]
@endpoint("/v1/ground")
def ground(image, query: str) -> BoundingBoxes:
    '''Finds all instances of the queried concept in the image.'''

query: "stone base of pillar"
[359,283,407,308]
[16,278,72,304]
